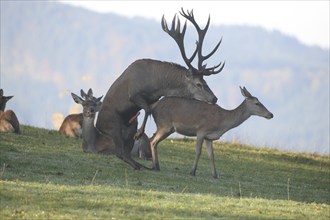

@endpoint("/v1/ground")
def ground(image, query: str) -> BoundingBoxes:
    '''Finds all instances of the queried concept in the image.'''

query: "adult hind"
[0,89,20,134]
[150,87,273,178]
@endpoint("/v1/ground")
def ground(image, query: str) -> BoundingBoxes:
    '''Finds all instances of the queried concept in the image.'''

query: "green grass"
[0,125,329,219]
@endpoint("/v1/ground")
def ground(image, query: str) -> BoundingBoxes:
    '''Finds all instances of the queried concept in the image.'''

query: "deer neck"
[0,103,6,112]
[82,116,97,151]
[159,70,188,97]
[222,100,251,132]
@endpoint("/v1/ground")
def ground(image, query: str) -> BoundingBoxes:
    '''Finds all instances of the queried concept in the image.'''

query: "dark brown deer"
[150,87,273,178]
[95,8,225,169]
[0,89,20,134]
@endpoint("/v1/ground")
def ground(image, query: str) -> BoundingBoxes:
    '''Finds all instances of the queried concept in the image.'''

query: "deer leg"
[118,153,154,170]
[190,136,204,176]
[205,140,218,179]
[135,112,149,140]
[129,95,151,140]
[150,128,173,171]
[104,126,142,170]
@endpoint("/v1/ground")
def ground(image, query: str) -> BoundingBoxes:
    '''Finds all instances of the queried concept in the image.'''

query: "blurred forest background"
[1,1,329,154]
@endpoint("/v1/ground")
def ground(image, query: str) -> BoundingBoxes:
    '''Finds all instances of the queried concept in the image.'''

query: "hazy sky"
[60,0,329,49]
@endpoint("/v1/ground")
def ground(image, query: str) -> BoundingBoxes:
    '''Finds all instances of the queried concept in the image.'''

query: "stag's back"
[97,59,188,127]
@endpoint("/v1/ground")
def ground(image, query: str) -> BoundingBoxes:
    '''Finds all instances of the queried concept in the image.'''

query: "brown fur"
[59,113,83,138]
[0,110,20,133]
[0,89,20,134]
[150,87,273,178]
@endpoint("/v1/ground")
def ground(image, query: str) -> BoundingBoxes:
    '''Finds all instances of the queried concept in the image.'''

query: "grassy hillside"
[0,126,329,219]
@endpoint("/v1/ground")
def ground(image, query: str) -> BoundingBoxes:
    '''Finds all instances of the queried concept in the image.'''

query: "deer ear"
[0,89,3,96]
[240,86,246,97]
[240,86,252,98]
[4,96,13,102]
[80,89,87,99]
[71,93,84,104]
[96,95,103,102]
[87,88,93,97]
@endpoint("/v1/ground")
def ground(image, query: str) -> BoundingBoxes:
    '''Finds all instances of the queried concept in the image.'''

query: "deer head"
[0,89,14,111]
[71,89,103,118]
[240,86,274,119]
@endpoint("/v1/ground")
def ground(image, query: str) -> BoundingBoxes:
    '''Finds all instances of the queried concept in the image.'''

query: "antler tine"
[162,13,198,71]
[202,61,226,76]
[202,37,222,61]
[180,8,209,35]
[179,8,224,76]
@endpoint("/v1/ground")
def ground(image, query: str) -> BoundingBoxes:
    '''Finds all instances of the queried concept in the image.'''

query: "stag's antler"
[162,8,225,76]
[161,14,197,71]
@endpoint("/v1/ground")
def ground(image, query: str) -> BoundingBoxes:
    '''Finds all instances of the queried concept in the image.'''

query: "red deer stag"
[150,87,273,178]
[0,89,20,134]
[95,8,225,169]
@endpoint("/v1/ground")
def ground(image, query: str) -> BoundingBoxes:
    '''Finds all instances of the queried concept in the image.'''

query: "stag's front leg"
[129,94,151,140]
[190,136,204,176]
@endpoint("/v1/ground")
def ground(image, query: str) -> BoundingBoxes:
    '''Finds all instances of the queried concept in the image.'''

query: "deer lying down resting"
[150,87,273,178]
[71,89,109,153]
[71,89,151,166]
[60,89,106,138]
[59,113,83,138]
[129,111,152,160]
[59,89,96,138]
[0,89,20,134]
[131,133,151,160]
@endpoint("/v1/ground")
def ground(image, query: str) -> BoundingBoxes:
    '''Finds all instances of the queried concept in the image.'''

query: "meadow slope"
[0,125,329,219]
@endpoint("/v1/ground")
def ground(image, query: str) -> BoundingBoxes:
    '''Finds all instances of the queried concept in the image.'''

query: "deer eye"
[196,83,203,89]
[255,102,260,106]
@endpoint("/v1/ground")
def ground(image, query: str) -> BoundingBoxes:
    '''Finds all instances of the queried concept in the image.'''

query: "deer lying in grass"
[71,89,105,153]
[131,133,151,160]
[60,89,107,138]
[150,87,273,178]
[0,89,20,134]
[71,89,151,164]
[59,113,83,138]
[59,89,96,138]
